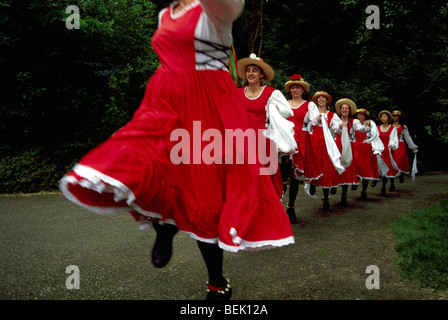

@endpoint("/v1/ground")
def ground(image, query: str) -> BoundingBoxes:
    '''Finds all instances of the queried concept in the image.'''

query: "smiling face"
[290,84,305,99]
[245,65,264,85]
[340,104,351,117]
[317,95,328,108]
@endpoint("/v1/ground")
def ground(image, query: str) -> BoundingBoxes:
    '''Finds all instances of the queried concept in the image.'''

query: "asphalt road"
[1,173,447,303]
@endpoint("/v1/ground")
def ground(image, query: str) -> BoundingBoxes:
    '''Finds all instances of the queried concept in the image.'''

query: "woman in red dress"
[334,99,359,206]
[309,91,345,211]
[59,0,294,300]
[236,54,295,200]
[352,109,383,200]
[282,75,322,223]
[392,110,418,182]
[377,110,399,196]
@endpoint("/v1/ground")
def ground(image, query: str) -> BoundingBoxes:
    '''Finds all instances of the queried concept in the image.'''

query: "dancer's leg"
[286,178,299,224]
[151,221,179,268]
[197,241,232,300]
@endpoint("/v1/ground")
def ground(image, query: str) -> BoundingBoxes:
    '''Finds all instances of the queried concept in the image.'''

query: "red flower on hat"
[290,74,302,81]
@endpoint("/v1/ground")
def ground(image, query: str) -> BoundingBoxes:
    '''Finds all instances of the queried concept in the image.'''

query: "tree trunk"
[247,0,258,55]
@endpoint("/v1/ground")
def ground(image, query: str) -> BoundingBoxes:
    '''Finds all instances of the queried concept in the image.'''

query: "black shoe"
[359,191,367,200]
[381,188,387,197]
[371,180,378,187]
[206,280,232,300]
[323,200,330,211]
[151,222,179,268]
[310,184,316,195]
[286,206,298,224]
[341,194,347,206]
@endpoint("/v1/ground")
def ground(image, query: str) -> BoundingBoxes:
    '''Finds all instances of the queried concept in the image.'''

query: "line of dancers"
[234,55,418,224]
[281,79,418,222]
[58,0,419,299]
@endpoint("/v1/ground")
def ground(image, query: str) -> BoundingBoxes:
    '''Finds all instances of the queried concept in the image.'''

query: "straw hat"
[312,91,332,106]
[355,108,370,119]
[378,110,393,120]
[237,53,275,81]
[392,110,402,116]
[284,74,310,93]
[335,98,357,116]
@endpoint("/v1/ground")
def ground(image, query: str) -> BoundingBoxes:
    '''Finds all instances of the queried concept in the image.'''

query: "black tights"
[197,241,227,287]
[288,177,299,206]
[281,156,292,194]
[382,177,395,188]
[280,156,291,182]
[362,179,369,191]
[280,156,299,206]
[323,188,329,200]
[322,187,337,200]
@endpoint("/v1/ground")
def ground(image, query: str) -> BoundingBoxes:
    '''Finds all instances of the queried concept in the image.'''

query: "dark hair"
[302,91,310,101]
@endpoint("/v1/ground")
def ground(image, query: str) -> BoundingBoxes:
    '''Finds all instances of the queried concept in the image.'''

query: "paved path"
[1,173,447,301]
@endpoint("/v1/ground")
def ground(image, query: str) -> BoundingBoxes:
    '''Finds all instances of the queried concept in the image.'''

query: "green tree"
[340,0,448,170]
[0,0,160,192]
[1,0,447,193]
[0,0,159,156]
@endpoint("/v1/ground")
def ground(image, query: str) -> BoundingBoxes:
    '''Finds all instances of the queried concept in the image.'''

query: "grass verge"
[391,197,448,291]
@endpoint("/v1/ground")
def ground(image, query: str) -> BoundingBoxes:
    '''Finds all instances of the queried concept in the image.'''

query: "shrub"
[0,150,64,193]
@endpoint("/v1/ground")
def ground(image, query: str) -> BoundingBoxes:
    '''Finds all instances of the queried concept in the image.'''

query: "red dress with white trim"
[288,101,323,183]
[378,125,400,178]
[393,125,418,174]
[352,126,380,180]
[310,111,341,188]
[59,1,294,252]
[335,119,359,186]
[238,85,283,199]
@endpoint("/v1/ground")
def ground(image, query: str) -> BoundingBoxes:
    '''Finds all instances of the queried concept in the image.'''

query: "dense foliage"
[1,0,447,193]
[234,0,448,172]
[0,0,159,192]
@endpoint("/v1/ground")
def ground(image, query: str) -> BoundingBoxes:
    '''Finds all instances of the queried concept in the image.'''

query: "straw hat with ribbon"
[355,108,370,119]
[392,110,402,117]
[237,53,275,81]
[284,74,310,93]
[312,91,333,107]
[335,98,357,116]
[378,110,393,120]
